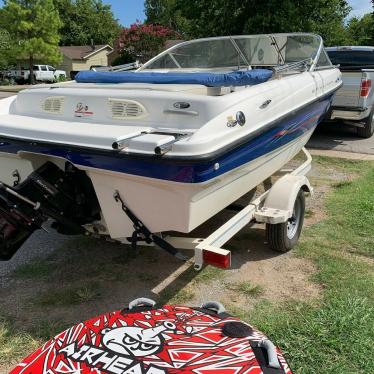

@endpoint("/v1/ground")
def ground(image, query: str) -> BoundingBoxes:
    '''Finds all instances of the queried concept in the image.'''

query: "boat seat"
[75,69,273,87]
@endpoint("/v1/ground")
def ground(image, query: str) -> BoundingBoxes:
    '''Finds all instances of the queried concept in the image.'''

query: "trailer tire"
[266,189,305,252]
[357,108,374,138]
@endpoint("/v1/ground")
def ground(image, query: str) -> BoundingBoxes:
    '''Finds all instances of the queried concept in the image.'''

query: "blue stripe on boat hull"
[0,95,332,184]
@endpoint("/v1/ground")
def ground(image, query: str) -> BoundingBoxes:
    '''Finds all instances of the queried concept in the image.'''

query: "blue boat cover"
[75,69,273,87]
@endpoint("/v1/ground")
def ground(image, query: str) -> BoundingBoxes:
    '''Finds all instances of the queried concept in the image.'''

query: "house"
[107,39,184,66]
[58,44,113,79]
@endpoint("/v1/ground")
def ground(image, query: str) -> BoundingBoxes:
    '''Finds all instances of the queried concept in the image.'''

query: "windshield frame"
[139,33,324,72]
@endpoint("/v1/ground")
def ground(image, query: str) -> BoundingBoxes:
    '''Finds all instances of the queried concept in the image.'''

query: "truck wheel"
[357,109,374,138]
[265,189,305,252]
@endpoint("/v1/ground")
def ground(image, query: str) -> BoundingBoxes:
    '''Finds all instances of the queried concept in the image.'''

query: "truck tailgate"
[332,71,361,107]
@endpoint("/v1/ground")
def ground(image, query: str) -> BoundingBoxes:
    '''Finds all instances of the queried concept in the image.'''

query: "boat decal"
[74,102,94,118]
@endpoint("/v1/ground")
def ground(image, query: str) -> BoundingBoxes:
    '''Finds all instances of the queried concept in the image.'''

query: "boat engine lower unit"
[0,161,101,260]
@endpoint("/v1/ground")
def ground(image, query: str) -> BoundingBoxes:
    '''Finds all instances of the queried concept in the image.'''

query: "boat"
[0,33,341,261]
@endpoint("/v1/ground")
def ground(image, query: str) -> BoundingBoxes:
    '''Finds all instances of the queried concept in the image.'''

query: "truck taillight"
[360,79,371,97]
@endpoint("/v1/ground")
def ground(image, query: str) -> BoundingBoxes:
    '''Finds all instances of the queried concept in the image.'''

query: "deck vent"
[41,96,65,114]
[108,99,147,120]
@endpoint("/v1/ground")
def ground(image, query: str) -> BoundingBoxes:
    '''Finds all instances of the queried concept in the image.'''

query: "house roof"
[60,45,113,60]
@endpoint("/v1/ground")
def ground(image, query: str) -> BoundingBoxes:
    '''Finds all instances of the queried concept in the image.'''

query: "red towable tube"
[11,299,292,374]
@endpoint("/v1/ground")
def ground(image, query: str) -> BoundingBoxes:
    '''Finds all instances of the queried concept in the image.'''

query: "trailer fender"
[254,174,312,224]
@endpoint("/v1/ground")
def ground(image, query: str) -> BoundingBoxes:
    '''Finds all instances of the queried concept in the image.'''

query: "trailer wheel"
[266,189,305,252]
[357,108,374,138]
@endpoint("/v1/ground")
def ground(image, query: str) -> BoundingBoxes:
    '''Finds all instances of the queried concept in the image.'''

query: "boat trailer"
[117,147,313,271]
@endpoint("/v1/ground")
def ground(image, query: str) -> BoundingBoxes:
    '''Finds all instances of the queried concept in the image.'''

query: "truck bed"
[331,69,374,110]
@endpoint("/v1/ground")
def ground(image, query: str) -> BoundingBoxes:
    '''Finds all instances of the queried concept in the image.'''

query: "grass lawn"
[1,156,373,373]
[235,157,374,374]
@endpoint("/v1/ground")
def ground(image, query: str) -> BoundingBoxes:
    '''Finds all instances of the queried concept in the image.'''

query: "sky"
[103,0,145,26]
[348,0,373,18]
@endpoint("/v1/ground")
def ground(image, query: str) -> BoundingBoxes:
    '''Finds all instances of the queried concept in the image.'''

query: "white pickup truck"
[9,65,67,84]
[326,46,374,138]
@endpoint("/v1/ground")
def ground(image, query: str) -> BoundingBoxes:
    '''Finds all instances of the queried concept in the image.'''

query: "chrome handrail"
[154,134,191,155]
[112,131,148,150]
[93,61,141,72]
[272,58,313,76]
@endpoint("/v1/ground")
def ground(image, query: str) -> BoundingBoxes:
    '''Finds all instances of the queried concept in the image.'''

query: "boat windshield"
[141,34,323,71]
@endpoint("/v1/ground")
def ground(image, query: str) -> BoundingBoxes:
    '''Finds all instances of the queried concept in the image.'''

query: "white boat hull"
[0,127,313,241]
[86,130,313,240]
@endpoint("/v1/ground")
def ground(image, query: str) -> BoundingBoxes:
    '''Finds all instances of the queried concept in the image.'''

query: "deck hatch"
[108,99,147,120]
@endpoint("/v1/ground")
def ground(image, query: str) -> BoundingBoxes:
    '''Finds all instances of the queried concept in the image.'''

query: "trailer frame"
[163,147,313,270]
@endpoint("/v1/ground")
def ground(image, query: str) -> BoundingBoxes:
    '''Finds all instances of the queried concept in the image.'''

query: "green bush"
[0,78,11,86]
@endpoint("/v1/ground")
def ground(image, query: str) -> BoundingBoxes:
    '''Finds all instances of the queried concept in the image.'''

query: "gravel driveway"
[0,91,16,99]
[0,224,69,280]
[307,121,374,155]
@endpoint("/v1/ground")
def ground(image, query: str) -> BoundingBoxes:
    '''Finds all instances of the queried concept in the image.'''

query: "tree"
[114,22,180,63]
[346,14,374,46]
[0,9,19,71]
[371,0,374,45]
[54,0,121,46]
[144,0,351,46]
[0,29,15,71]
[306,0,351,46]
[1,0,62,84]
[145,0,190,34]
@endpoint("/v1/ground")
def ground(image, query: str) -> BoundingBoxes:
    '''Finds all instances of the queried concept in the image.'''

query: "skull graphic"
[101,321,176,357]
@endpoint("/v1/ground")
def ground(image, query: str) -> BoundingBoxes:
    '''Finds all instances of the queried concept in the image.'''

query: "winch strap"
[113,191,187,261]
[151,233,188,260]
[130,230,139,251]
